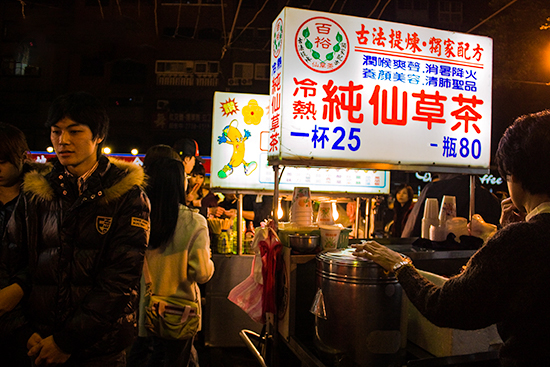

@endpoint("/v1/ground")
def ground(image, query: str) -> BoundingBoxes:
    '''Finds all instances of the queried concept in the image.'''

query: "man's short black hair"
[46,91,109,155]
[496,110,550,197]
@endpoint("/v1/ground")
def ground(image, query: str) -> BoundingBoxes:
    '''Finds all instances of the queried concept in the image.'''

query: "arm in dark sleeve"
[4,194,31,296]
[398,225,530,330]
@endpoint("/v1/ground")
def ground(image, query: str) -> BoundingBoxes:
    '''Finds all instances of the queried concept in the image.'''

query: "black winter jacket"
[17,155,150,361]
[0,162,50,336]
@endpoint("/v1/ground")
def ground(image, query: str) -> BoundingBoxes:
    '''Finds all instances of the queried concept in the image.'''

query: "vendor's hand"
[28,335,71,366]
[0,283,24,316]
[469,214,497,243]
[352,241,404,272]
[500,197,525,227]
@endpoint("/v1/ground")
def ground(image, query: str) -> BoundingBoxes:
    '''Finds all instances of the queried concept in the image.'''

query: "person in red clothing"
[353,110,550,366]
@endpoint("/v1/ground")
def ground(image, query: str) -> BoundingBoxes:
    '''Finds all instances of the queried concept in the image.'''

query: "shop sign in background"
[210,91,390,194]
[268,7,493,173]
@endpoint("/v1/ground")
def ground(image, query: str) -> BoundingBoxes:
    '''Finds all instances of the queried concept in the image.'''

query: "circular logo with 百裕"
[295,17,349,73]
[273,18,283,58]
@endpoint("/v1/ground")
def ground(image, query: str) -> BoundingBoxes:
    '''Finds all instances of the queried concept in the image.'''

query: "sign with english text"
[268,7,493,174]
[210,91,390,194]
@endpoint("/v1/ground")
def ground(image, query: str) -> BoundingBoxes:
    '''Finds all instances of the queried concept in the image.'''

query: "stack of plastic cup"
[290,187,313,225]
[421,198,439,239]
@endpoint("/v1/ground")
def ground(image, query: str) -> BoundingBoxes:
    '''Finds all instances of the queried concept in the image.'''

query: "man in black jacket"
[16,92,150,366]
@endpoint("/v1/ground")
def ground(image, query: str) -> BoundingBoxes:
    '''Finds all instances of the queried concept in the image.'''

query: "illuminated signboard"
[268,7,493,174]
[211,91,390,194]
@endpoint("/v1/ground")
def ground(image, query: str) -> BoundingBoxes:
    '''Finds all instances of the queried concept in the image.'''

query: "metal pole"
[273,165,279,230]
[354,197,360,238]
[237,193,243,255]
[364,197,371,239]
[469,175,476,221]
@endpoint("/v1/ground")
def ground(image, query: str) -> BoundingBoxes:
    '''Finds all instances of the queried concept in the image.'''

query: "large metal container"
[312,248,406,367]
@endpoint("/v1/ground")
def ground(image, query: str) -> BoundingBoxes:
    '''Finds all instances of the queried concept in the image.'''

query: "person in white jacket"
[139,157,214,367]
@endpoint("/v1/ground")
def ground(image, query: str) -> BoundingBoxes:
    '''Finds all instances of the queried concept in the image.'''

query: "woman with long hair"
[391,184,414,237]
[186,162,219,217]
[138,157,214,367]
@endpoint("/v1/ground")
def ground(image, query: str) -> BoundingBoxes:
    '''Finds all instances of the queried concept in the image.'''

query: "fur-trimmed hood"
[23,156,146,203]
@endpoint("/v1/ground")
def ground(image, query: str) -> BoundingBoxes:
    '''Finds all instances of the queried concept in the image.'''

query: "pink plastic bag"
[228,257,264,324]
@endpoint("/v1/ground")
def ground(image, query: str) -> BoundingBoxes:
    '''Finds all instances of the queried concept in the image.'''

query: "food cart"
[204,91,391,349]
[261,6,497,367]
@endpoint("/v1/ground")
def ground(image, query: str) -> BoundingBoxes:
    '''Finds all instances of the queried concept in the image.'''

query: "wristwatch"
[392,258,412,274]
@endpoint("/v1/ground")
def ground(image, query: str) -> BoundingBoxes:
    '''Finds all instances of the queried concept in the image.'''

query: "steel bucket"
[311,248,407,367]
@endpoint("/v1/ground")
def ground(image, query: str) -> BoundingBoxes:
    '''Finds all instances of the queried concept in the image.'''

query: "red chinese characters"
[287,77,484,136]
[450,94,484,133]
[411,90,447,130]
[270,72,282,152]
[354,24,485,62]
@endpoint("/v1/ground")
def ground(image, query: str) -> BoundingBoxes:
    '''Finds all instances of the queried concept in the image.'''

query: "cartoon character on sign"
[217,119,257,178]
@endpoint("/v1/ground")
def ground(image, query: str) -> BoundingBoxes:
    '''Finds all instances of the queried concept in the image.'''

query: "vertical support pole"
[273,165,280,231]
[354,197,360,238]
[365,197,371,239]
[237,193,243,255]
[469,175,476,221]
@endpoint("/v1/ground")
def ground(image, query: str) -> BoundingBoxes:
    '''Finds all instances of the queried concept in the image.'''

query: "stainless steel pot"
[288,234,319,253]
[311,248,407,367]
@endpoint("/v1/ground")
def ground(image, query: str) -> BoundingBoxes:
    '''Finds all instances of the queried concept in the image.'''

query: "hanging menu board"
[268,7,493,174]
[210,91,390,194]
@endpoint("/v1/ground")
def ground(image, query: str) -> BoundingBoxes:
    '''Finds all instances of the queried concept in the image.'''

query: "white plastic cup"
[423,198,439,219]
[421,198,440,239]
[439,195,457,224]
[430,224,447,242]
[319,225,341,250]
[291,187,311,207]
[317,202,334,225]
[422,217,440,239]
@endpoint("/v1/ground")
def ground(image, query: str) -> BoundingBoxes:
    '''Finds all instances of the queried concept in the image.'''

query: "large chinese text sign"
[268,8,493,174]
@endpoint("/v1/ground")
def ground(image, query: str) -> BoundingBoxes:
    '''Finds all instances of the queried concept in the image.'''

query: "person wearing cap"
[173,138,202,174]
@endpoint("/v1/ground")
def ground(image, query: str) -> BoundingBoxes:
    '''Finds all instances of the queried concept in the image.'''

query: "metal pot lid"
[316,247,375,267]
[316,247,396,282]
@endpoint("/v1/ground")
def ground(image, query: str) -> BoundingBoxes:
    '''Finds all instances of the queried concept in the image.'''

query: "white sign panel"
[210,91,390,194]
[268,8,493,174]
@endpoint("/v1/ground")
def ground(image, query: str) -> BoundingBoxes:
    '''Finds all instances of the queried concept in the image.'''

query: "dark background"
[1,0,549,166]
